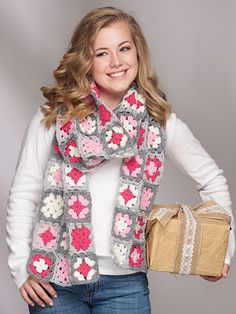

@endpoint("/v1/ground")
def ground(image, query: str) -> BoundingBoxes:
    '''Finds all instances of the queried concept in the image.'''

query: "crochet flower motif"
[36,224,58,249]
[137,127,145,149]
[65,166,86,187]
[41,193,63,219]
[74,257,96,281]
[60,231,69,251]
[81,137,103,155]
[114,213,133,238]
[147,125,162,149]
[123,155,143,178]
[71,225,91,251]
[47,162,62,187]
[64,139,81,163]
[112,243,129,265]
[68,195,89,219]
[79,115,97,134]
[140,187,154,210]
[29,253,53,278]
[137,94,146,108]
[119,115,138,138]
[129,245,143,267]
[55,257,70,284]
[90,81,100,98]
[133,217,145,240]
[99,105,112,126]
[118,183,138,208]
[59,120,73,139]
[105,126,128,150]
[145,156,162,182]
[53,144,62,157]
[124,92,145,113]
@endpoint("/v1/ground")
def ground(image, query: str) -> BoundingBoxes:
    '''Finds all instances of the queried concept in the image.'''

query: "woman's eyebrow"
[94,41,132,52]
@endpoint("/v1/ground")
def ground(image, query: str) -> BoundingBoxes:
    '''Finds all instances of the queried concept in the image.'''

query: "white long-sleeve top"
[6,108,235,289]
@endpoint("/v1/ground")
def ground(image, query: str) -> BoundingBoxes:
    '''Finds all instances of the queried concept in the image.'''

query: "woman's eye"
[95,47,131,57]
[95,52,107,57]
[120,46,131,52]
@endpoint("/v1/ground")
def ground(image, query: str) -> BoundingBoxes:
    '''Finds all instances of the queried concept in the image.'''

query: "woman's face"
[91,21,138,103]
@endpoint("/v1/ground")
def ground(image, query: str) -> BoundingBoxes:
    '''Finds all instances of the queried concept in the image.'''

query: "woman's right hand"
[19,276,57,308]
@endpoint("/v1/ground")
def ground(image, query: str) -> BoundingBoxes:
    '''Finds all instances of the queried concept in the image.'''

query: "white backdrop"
[1,0,236,313]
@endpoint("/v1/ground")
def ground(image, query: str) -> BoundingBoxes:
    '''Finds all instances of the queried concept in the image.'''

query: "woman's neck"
[99,92,124,110]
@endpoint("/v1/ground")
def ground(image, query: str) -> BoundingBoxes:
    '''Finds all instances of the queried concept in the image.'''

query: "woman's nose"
[110,52,123,68]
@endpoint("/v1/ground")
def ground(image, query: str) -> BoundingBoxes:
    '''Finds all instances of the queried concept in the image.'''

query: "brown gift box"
[145,200,231,276]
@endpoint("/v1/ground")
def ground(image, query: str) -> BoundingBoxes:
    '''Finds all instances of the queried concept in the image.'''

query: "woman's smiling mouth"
[107,70,127,78]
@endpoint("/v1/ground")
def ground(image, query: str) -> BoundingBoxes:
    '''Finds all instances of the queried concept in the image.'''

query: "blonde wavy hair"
[41,6,172,128]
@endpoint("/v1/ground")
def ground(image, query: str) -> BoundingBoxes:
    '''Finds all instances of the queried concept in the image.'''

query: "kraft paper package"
[146,200,231,277]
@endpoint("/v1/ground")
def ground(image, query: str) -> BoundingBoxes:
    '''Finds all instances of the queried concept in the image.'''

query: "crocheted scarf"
[26,81,166,286]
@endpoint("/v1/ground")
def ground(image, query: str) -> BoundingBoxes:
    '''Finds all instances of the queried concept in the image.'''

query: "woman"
[6,6,235,314]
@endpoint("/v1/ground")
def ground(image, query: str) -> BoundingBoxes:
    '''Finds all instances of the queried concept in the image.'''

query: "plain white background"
[1,0,236,313]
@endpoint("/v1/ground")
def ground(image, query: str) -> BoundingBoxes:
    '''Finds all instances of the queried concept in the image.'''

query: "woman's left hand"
[200,263,230,282]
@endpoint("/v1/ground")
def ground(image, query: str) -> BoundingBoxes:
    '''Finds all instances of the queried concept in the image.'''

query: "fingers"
[222,263,230,277]
[30,280,55,307]
[200,264,231,282]
[19,277,57,308]
[20,286,35,307]
[200,275,222,282]
[40,281,57,298]
[20,282,45,307]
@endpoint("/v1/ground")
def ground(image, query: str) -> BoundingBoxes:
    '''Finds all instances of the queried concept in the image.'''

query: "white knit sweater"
[6,108,235,289]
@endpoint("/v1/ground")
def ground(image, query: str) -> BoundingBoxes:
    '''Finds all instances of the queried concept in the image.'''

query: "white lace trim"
[153,207,176,221]
[196,204,229,216]
[179,206,197,274]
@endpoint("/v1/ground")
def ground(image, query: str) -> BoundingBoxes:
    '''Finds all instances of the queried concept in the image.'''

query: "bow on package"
[146,200,231,276]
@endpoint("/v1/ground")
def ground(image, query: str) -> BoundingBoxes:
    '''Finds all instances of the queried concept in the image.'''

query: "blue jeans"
[28,271,151,313]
